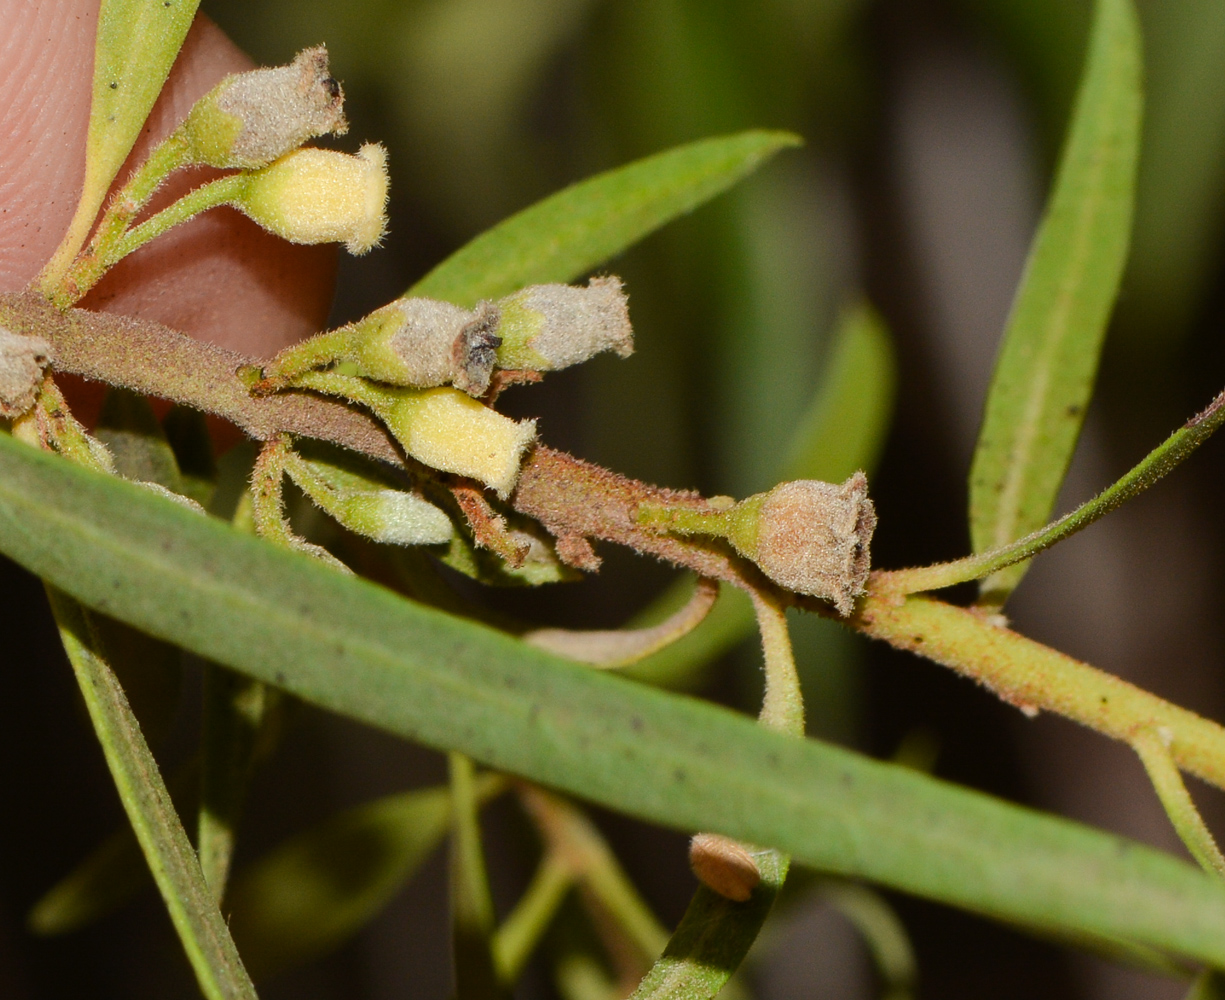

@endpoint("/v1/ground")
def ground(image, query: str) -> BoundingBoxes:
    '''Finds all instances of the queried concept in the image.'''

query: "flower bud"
[689,834,761,902]
[725,473,876,616]
[286,453,454,546]
[381,387,536,498]
[181,46,347,169]
[351,298,501,396]
[236,143,388,254]
[0,327,51,417]
[495,276,632,371]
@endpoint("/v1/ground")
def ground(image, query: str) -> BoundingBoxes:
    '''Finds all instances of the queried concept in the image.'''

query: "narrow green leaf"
[28,758,199,935]
[450,752,511,1000]
[198,666,271,898]
[6,438,1225,965]
[969,0,1142,602]
[225,776,504,980]
[43,0,201,281]
[782,303,896,484]
[884,387,1225,595]
[408,131,802,306]
[46,592,256,1000]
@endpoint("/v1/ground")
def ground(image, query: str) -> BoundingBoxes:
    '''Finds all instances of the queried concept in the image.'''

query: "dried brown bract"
[0,327,52,417]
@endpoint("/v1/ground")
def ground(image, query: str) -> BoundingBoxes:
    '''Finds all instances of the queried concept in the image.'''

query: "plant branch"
[14,295,1225,826]
[877,386,1225,596]
[852,589,1225,794]
[523,577,719,667]
[1132,729,1225,878]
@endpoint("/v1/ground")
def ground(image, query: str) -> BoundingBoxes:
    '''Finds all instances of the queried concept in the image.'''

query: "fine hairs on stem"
[1133,729,1225,879]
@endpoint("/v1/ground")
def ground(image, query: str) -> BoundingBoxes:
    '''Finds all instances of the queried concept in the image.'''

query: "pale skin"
[0,0,337,422]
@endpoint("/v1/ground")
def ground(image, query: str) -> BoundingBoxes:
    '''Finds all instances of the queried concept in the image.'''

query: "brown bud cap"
[0,327,51,417]
[449,301,502,396]
[185,46,348,170]
[737,473,876,616]
[689,834,761,902]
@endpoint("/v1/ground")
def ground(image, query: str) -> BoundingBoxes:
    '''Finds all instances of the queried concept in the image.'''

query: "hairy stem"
[854,589,1225,794]
[877,387,1225,597]
[1133,729,1225,878]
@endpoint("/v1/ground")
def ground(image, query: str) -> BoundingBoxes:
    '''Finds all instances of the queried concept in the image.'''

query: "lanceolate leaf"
[47,593,256,1000]
[3,438,1225,965]
[408,131,802,306]
[226,777,502,980]
[968,0,1142,603]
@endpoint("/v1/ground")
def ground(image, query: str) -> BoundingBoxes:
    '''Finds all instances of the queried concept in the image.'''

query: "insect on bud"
[689,834,761,902]
[495,276,632,372]
[181,46,348,169]
[351,298,501,396]
[0,327,52,417]
[381,387,537,498]
[726,473,876,616]
[236,143,388,254]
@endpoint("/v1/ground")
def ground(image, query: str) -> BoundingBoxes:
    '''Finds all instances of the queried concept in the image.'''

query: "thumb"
[0,2,337,359]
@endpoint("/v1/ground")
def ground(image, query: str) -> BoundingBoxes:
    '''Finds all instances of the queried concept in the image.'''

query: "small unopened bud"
[351,299,501,396]
[0,327,51,417]
[641,472,876,616]
[689,834,761,902]
[182,46,347,169]
[381,387,536,498]
[237,143,388,254]
[495,276,632,371]
[727,473,876,616]
[285,453,454,546]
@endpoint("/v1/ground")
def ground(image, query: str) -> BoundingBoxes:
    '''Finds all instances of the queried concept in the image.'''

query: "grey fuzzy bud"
[497,276,633,371]
[0,327,51,417]
[185,46,347,169]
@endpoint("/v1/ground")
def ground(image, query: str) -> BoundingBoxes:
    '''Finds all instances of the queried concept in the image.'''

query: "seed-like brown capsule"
[0,327,51,417]
[647,473,877,616]
[689,833,761,902]
[740,473,877,616]
[182,46,348,169]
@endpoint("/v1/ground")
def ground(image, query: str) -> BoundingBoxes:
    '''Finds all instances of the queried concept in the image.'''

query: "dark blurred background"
[4,0,1225,996]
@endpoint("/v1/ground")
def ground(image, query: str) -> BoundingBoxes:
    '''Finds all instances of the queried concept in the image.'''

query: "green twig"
[1133,730,1225,878]
[878,386,1225,597]
[493,853,575,983]
[450,752,510,1000]
[61,173,249,304]
[853,591,1225,794]
[518,785,668,969]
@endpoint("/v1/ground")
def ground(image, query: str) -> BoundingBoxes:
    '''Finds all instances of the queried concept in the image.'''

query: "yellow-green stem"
[1133,729,1225,878]
[751,589,804,737]
[854,589,1225,794]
